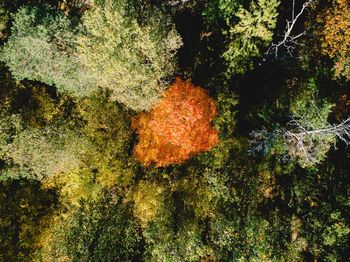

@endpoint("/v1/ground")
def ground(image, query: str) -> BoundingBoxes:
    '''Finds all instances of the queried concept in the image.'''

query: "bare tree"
[250,116,350,167]
[282,116,350,165]
[266,0,315,58]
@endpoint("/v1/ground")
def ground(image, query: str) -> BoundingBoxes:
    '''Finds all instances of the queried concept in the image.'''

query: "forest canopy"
[0,0,349,261]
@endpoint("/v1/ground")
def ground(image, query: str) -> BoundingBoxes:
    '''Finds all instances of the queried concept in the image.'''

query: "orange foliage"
[132,78,219,167]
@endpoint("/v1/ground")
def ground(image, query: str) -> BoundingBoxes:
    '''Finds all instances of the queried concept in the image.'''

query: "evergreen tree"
[223,0,279,74]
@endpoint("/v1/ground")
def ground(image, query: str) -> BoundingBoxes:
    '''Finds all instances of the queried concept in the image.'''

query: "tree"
[76,90,137,187]
[39,194,143,261]
[316,0,350,80]
[1,6,95,96]
[2,2,181,111]
[267,0,315,58]
[132,78,219,167]
[202,0,241,25]
[249,80,350,168]
[279,117,350,168]
[0,100,90,181]
[1,126,90,181]
[59,0,93,15]
[128,180,165,228]
[142,192,213,261]
[0,0,9,38]
[223,0,280,74]
[0,180,57,261]
[77,0,182,111]
[0,108,21,156]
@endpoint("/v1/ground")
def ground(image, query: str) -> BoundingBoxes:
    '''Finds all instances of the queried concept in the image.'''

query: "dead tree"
[282,116,350,165]
[250,116,350,167]
[266,0,315,58]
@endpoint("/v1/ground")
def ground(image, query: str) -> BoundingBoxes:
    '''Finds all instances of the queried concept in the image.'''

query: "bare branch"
[266,0,315,58]
[250,116,350,167]
[284,116,350,165]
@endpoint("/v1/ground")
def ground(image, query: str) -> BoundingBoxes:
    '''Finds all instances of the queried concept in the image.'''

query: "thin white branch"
[250,116,350,166]
[266,0,315,58]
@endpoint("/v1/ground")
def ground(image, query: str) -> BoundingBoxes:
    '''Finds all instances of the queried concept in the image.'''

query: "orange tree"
[132,78,219,167]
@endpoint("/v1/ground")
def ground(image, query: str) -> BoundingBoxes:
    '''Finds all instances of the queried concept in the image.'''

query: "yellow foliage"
[37,168,107,260]
[20,85,63,127]
[129,181,165,227]
[176,175,216,218]
[317,0,350,80]
[317,0,350,58]
[258,169,277,199]
[42,168,103,208]
[33,214,72,262]
[96,160,135,188]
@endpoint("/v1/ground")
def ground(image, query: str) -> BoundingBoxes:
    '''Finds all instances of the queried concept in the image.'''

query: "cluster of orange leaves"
[317,0,350,79]
[132,78,219,167]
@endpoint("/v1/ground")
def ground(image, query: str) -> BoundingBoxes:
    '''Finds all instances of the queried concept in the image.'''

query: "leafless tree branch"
[266,0,315,58]
[284,117,347,163]
[250,116,350,166]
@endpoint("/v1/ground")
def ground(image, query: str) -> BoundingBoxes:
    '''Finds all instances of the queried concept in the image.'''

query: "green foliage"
[78,91,132,156]
[41,193,143,261]
[321,212,349,247]
[77,0,182,111]
[202,0,241,24]
[214,91,238,137]
[202,151,291,260]
[0,1,350,261]
[129,180,165,227]
[175,172,218,219]
[2,1,182,111]
[1,6,95,96]
[250,79,336,168]
[198,91,239,170]
[286,80,335,168]
[289,80,333,130]
[0,1,9,37]
[1,126,90,181]
[142,196,212,261]
[223,0,279,74]
[286,154,350,260]
[0,180,57,261]
[0,109,21,155]
[77,91,137,187]
[210,215,286,260]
